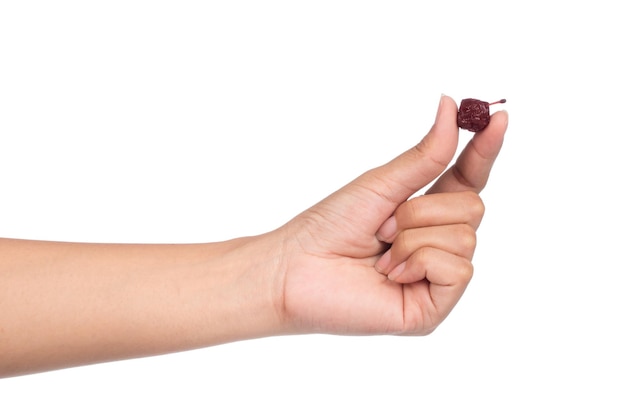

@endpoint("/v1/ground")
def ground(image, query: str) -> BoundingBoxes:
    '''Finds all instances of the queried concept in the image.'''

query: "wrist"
[202,230,291,344]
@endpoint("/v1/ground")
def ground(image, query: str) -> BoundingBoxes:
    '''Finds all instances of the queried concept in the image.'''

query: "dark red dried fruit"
[457,98,506,132]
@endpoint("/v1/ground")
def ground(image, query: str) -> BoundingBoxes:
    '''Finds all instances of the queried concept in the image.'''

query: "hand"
[274,95,508,335]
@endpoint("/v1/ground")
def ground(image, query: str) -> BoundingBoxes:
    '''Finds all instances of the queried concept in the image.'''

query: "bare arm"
[0,235,285,377]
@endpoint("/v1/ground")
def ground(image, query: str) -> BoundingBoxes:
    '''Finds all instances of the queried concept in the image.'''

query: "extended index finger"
[427,110,508,194]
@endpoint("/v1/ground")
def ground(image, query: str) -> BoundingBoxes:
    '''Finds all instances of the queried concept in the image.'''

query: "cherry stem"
[489,99,507,106]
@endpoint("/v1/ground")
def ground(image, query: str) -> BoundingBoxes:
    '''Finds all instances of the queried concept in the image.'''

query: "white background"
[1,1,625,417]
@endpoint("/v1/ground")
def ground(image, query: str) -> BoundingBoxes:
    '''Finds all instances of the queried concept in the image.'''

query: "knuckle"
[414,138,449,171]
[462,191,485,221]
[409,246,436,273]
[413,246,431,263]
[392,230,411,261]
[456,259,474,284]
[402,195,426,225]
[455,224,477,254]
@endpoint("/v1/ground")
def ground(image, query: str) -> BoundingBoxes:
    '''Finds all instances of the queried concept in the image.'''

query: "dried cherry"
[457,98,506,132]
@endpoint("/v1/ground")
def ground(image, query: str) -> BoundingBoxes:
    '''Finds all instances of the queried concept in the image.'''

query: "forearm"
[0,235,285,377]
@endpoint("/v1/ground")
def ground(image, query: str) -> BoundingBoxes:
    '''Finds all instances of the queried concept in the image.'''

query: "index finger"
[427,110,508,194]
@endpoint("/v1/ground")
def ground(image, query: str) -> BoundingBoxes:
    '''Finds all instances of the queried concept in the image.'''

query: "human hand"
[274,95,508,336]
[0,95,507,377]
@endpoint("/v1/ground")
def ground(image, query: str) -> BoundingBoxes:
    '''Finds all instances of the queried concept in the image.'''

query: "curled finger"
[375,224,477,275]
[376,191,484,243]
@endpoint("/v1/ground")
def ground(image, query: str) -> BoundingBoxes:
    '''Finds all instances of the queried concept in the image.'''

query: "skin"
[0,96,508,377]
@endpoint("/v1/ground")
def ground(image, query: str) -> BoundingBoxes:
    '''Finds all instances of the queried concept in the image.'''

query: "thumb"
[358,95,459,206]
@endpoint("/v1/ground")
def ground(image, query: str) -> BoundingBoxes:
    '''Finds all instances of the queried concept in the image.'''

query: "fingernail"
[376,216,397,242]
[435,94,447,124]
[374,249,392,273]
[387,261,406,281]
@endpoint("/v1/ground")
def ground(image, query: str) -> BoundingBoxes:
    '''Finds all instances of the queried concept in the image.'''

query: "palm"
[281,183,430,335]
